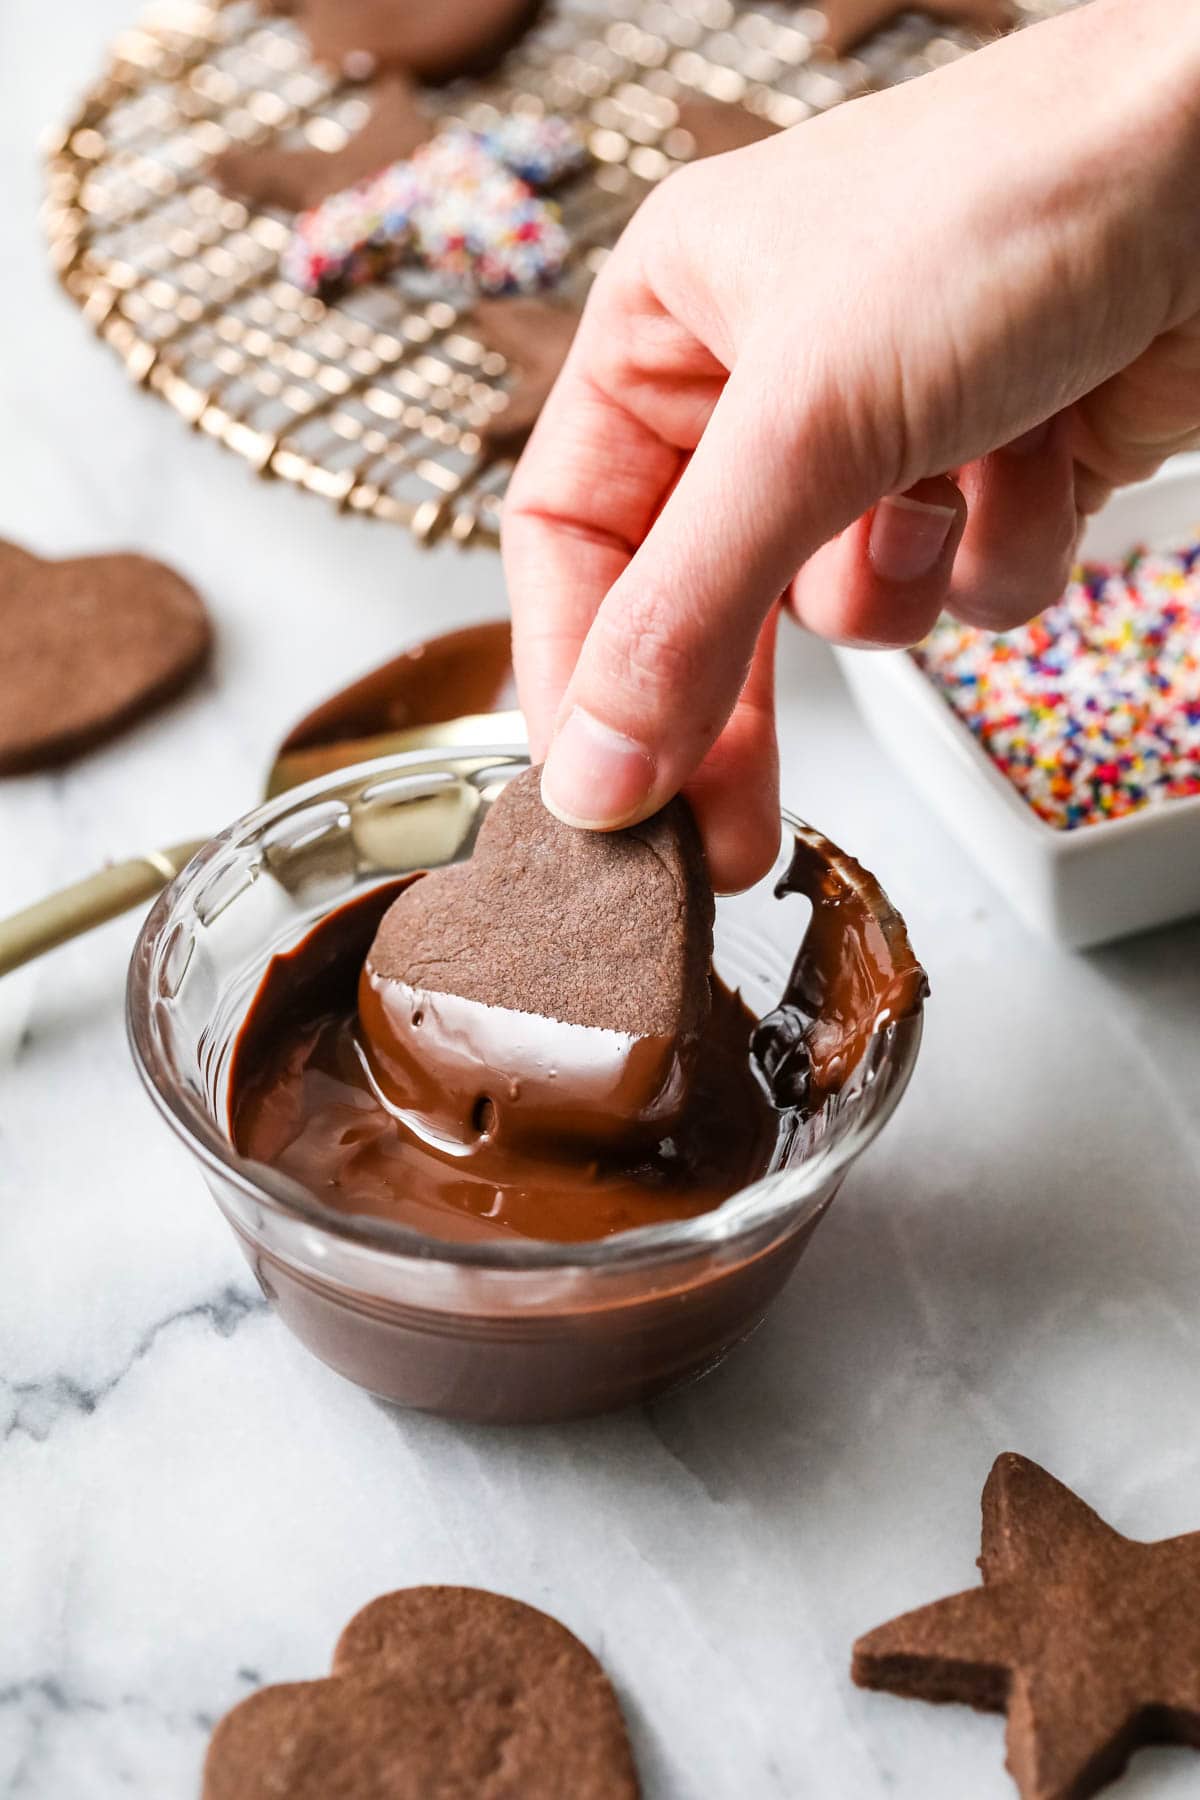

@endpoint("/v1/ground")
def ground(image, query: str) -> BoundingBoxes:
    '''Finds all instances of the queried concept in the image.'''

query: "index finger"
[501,329,684,758]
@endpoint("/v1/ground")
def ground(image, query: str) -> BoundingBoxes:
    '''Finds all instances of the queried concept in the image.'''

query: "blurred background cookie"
[0,541,211,773]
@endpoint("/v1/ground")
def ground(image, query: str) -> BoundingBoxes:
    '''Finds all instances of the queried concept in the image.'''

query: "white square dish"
[833,456,1200,948]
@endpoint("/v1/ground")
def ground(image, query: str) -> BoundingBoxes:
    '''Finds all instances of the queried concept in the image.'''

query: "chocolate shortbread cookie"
[267,0,543,83]
[853,1453,1200,1800]
[213,75,429,212]
[204,1586,641,1799]
[819,0,1014,57]
[0,541,211,773]
[366,765,713,1038]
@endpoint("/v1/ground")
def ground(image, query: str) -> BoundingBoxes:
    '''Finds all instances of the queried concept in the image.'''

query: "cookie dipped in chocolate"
[358,767,714,1162]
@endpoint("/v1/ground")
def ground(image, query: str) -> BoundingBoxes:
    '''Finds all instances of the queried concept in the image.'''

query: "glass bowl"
[127,748,924,1424]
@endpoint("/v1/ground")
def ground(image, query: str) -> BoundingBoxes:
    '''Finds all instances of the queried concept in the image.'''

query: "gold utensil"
[0,708,525,979]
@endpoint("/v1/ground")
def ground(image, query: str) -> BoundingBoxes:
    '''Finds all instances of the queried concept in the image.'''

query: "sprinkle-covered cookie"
[204,1586,641,1799]
[282,123,575,297]
[0,541,211,773]
[853,1453,1200,1800]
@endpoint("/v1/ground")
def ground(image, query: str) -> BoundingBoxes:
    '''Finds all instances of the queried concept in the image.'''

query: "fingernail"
[541,706,656,828]
[1006,418,1053,457]
[868,494,957,583]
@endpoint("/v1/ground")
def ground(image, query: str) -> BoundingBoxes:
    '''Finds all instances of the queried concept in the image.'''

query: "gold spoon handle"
[0,841,206,978]
[0,712,528,978]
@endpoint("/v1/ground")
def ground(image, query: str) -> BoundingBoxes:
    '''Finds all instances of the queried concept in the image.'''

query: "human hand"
[503,0,1200,890]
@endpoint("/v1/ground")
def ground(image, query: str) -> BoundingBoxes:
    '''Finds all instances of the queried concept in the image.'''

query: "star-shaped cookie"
[820,0,1015,57]
[853,1453,1200,1800]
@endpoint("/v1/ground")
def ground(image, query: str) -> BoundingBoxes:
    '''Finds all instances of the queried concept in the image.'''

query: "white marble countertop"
[4,4,1200,1796]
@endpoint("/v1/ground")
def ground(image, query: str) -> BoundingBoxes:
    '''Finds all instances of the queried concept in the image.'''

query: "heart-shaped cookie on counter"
[204,1586,641,1799]
[0,540,212,773]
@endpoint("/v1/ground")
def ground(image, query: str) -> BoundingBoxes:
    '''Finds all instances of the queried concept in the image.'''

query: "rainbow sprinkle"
[282,119,580,299]
[913,534,1200,830]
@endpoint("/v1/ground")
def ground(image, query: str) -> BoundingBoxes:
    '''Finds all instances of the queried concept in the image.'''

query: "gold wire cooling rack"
[43,0,1064,549]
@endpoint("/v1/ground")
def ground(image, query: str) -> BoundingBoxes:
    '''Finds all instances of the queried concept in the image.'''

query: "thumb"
[539,350,875,830]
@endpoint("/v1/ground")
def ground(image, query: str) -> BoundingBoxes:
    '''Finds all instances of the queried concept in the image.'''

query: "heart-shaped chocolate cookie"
[0,540,211,773]
[204,1586,641,1799]
[359,766,714,1155]
[213,76,430,213]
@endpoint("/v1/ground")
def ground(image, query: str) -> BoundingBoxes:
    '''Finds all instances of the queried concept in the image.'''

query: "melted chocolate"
[358,973,696,1160]
[230,882,779,1245]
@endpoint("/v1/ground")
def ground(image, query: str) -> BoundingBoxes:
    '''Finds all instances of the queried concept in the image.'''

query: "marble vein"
[0,1286,265,1445]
